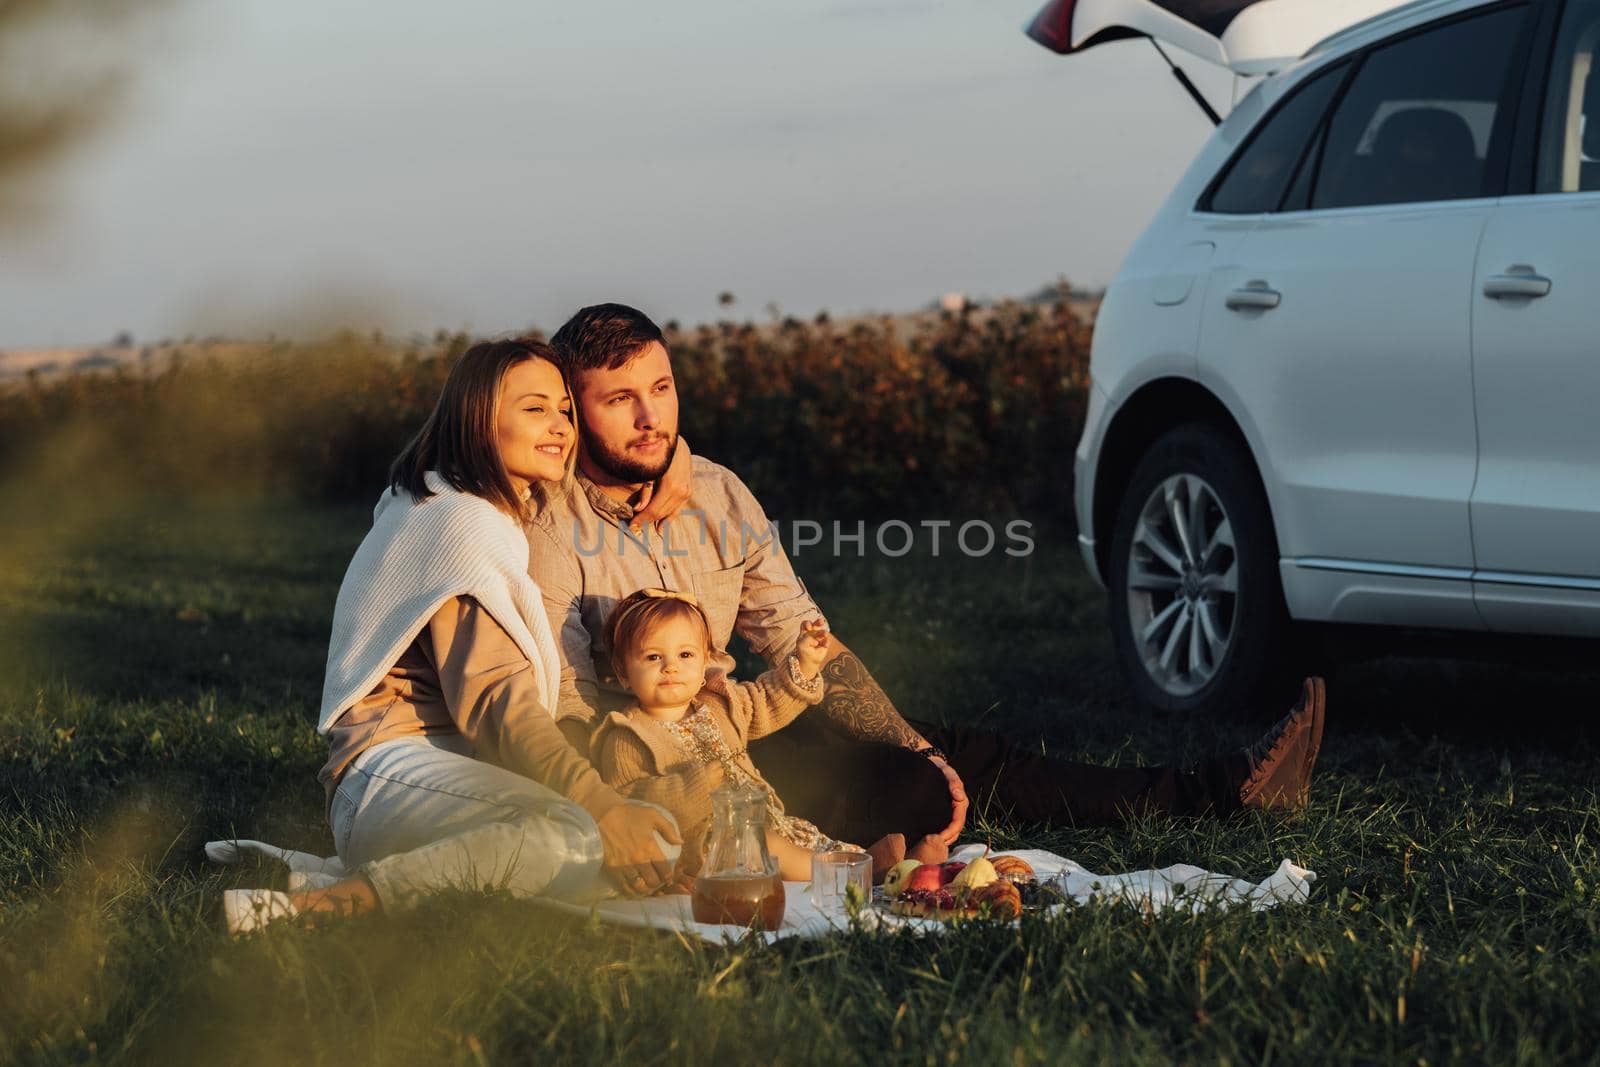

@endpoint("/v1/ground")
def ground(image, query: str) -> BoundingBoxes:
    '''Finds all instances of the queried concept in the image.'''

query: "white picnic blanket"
[538,844,1315,943]
[207,840,1314,942]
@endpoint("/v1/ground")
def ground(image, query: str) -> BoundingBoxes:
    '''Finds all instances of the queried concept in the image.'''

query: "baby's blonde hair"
[606,588,712,678]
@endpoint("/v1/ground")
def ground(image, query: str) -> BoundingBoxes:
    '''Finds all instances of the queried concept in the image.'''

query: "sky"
[0,0,1242,349]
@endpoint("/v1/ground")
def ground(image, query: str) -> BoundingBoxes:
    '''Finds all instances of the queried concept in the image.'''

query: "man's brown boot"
[1239,677,1326,810]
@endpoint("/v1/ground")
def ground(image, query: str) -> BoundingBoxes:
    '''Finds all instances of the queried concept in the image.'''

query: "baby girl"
[592,587,946,883]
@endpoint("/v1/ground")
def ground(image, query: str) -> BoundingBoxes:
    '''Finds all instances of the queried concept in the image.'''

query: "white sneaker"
[223,889,300,936]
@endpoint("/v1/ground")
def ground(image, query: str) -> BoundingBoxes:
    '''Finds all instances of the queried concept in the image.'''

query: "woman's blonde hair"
[389,338,577,523]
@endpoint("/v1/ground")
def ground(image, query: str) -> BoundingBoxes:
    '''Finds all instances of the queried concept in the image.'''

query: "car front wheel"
[1107,423,1292,717]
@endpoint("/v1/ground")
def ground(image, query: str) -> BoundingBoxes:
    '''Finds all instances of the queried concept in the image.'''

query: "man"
[527,304,1323,894]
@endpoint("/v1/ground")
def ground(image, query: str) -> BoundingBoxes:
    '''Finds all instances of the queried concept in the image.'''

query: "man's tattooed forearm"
[818,652,923,748]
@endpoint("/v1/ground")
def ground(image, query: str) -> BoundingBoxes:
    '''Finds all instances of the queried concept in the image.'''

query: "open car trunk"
[1026,0,1421,75]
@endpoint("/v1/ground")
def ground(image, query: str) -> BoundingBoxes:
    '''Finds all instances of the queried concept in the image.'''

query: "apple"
[938,861,967,885]
[882,860,921,897]
[903,864,945,894]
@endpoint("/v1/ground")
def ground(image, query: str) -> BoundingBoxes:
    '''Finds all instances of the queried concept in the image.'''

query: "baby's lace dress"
[661,661,864,857]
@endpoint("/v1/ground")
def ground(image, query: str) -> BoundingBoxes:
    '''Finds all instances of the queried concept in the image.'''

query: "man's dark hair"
[550,303,665,378]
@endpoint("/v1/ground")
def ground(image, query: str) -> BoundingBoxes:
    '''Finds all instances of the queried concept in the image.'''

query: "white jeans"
[329,735,638,911]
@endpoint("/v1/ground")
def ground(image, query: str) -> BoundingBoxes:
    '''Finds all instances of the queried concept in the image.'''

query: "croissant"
[991,855,1035,883]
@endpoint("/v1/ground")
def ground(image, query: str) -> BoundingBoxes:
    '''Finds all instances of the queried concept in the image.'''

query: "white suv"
[1057,0,1600,714]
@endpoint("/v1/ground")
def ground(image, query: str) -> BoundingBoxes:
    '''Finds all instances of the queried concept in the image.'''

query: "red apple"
[903,864,945,893]
[938,861,967,885]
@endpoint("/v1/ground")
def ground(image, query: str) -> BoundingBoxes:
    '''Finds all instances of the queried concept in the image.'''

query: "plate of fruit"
[879,847,1066,922]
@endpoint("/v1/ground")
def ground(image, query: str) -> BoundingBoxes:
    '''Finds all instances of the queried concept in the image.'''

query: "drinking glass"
[810,850,872,915]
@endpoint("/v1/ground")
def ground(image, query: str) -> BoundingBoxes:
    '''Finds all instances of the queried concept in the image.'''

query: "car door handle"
[1225,283,1281,311]
[1483,268,1552,299]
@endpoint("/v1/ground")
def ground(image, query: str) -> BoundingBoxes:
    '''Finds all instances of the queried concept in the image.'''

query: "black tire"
[1106,422,1297,718]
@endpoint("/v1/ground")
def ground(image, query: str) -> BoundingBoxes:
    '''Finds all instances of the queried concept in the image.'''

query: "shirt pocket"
[691,563,744,650]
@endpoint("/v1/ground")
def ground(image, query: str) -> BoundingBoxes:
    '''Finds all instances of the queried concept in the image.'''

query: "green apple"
[882,859,921,897]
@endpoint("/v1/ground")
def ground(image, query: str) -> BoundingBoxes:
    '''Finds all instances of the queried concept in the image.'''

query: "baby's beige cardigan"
[592,664,825,871]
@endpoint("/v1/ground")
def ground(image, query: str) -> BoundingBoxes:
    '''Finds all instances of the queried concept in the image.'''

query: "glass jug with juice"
[691,784,785,930]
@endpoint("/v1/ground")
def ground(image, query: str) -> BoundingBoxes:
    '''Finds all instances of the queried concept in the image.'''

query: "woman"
[227,340,683,931]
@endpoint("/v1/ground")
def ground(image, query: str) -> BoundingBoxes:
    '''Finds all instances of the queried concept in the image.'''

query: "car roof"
[1305,0,1504,62]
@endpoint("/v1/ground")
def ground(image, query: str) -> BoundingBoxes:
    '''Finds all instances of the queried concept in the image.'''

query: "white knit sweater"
[317,472,561,735]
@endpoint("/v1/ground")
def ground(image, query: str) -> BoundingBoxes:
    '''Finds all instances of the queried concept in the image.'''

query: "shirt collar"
[577,470,638,523]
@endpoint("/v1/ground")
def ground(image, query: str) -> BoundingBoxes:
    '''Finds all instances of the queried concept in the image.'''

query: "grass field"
[3,492,1600,1065]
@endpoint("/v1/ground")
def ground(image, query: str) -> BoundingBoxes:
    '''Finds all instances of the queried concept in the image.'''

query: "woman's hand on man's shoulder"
[631,438,694,531]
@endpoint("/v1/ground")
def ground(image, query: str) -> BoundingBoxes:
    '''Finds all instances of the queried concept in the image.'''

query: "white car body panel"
[1470,191,1600,634]
[1074,379,1110,582]
[1198,201,1489,571]
[1277,560,1479,626]
[1472,582,1600,635]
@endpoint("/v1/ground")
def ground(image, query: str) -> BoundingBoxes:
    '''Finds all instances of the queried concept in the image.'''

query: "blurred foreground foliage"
[0,0,178,228]
[0,294,1092,522]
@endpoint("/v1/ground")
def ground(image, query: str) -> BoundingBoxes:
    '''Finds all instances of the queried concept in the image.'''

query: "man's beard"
[583,429,678,485]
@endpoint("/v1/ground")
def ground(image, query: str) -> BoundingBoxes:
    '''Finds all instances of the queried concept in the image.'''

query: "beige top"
[525,455,825,727]
[319,595,626,820]
[592,662,825,872]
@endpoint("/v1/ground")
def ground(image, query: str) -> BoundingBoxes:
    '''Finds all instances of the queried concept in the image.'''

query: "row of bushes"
[0,292,1093,523]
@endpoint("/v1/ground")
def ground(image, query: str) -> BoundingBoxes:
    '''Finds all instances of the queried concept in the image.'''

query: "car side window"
[1536,0,1600,193]
[1206,62,1347,214]
[1311,5,1530,210]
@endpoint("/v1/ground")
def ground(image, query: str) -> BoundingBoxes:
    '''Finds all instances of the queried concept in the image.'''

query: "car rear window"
[1206,62,1348,214]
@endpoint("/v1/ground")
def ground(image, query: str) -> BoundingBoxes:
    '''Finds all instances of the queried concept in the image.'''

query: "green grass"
[3,494,1600,1065]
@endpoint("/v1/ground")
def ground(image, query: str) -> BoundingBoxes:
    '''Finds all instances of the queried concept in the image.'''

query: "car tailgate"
[1025,0,1418,74]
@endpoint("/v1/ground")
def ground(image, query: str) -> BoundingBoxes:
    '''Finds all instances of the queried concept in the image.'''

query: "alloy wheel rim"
[1125,473,1238,698]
